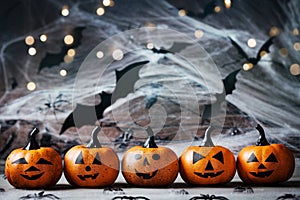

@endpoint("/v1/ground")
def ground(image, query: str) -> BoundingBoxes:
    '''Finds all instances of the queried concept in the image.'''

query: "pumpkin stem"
[23,128,40,150]
[143,126,158,148]
[256,124,270,146]
[201,126,215,147]
[86,126,102,148]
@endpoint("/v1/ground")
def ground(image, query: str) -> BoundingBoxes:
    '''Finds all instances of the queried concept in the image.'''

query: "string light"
[61,5,69,16]
[214,6,221,13]
[224,0,231,9]
[293,42,300,51]
[112,49,124,60]
[96,51,104,59]
[27,82,36,91]
[28,47,37,56]
[269,26,280,37]
[243,63,253,71]
[60,69,68,77]
[194,30,204,38]
[259,50,267,58]
[146,43,154,49]
[39,34,47,42]
[290,63,300,76]
[64,35,74,45]
[67,49,76,57]
[109,0,115,6]
[25,36,35,46]
[145,22,156,31]
[103,0,111,6]
[64,55,74,63]
[96,7,105,16]
[178,9,186,17]
[247,38,257,48]
[292,28,299,36]
[279,48,288,57]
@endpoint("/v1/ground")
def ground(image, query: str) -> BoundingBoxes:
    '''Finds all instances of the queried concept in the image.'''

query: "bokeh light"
[194,30,204,38]
[60,69,68,77]
[290,63,300,76]
[96,7,105,16]
[247,38,257,48]
[112,49,124,60]
[27,82,36,91]
[96,51,104,59]
[61,6,69,16]
[25,36,35,46]
[28,47,37,56]
[39,34,47,42]
[64,35,74,45]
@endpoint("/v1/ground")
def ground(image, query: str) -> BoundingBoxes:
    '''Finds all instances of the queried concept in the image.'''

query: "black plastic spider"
[115,129,134,149]
[276,194,300,200]
[103,186,125,195]
[233,185,254,193]
[189,194,229,200]
[0,188,5,192]
[19,191,60,200]
[171,189,189,195]
[111,196,150,200]
[38,94,70,121]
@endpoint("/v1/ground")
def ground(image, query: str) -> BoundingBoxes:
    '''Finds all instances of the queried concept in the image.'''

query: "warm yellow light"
[194,30,204,38]
[214,6,221,13]
[292,28,299,36]
[247,38,257,48]
[178,9,186,17]
[224,0,231,9]
[64,55,74,63]
[269,26,280,37]
[279,48,288,57]
[27,82,36,91]
[293,42,300,51]
[61,6,69,16]
[96,7,105,16]
[146,43,154,49]
[290,63,300,76]
[145,22,156,31]
[96,51,104,59]
[109,0,115,6]
[64,35,74,45]
[67,49,76,57]
[25,36,35,46]
[243,63,253,71]
[28,47,37,56]
[259,50,268,58]
[103,0,110,6]
[39,34,47,42]
[112,49,124,60]
[60,69,68,77]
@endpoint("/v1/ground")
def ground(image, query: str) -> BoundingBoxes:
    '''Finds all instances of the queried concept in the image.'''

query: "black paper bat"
[59,60,149,134]
[148,42,191,54]
[38,27,85,73]
[228,36,275,65]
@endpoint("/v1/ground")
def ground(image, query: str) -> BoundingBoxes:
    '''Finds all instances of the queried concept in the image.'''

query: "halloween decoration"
[189,194,229,200]
[179,126,236,185]
[5,128,62,189]
[276,194,300,200]
[64,126,119,187]
[59,60,149,134]
[233,185,254,193]
[122,126,179,187]
[111,196,150,200]
[19,191,60,200]
[103,186,125,195]
[237,124,295,184]
[171,189,189,195]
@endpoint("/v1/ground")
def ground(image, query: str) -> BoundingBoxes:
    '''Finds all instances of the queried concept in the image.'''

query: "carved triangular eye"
[92,153,102,165]
[265,153,278,162]
[37,158,53,165]
[12,158,28,164]
[247,153,259,163]
[212,151,224,164]
[193,151,205,164]
[75,152,84,164]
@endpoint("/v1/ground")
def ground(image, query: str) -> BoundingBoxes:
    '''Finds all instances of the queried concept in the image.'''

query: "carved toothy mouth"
[20,172,45,180]
[194,170,224,178]
[135,169,158,179]
[77,173,99,181]
[249,170,274,178]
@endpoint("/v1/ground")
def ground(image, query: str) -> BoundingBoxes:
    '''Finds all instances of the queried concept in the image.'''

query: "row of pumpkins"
[5,125,295,189]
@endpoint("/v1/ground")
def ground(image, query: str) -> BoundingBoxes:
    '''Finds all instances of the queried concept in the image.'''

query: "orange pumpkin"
[179,126,236,185]
[5,128,62,189]
[237,124,295,184]
[64,126,119,187]
[122,127,178,187]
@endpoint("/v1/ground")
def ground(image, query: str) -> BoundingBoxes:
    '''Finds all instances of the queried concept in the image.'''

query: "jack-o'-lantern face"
[64,146,119,187]
[122,146,179,187]
[179,146,236,185]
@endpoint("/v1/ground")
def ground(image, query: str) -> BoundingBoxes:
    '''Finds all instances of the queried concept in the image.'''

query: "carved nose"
[25,166,40,172]
[143,158,150,166]
[258,163,267,169]
[85,166,91,171]
[205,160,214,170]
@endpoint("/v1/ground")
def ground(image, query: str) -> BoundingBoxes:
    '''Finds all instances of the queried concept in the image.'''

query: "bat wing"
[112,60,149,103]
[222,69,241,95]
[150,42,191,54]
[255,36,275,62]
[38,27,85,72]
[228,37,249,61]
